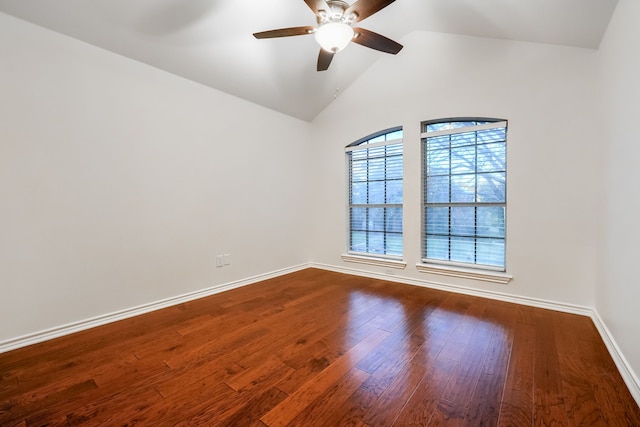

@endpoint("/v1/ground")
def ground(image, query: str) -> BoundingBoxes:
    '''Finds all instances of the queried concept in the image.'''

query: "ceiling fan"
[253,0,403,71]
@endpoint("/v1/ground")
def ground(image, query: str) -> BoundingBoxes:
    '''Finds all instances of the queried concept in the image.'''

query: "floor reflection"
[344,281,513,417]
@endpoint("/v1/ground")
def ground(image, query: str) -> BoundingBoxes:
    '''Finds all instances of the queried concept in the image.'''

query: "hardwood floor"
[1,268,639,426]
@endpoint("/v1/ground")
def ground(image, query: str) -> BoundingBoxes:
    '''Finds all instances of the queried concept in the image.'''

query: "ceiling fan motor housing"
[317,0,358,25]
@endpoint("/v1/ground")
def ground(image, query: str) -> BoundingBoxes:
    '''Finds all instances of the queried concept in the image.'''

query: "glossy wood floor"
[1,269,639,426]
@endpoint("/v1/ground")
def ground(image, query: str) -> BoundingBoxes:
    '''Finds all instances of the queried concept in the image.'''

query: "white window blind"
[422,119,507,270]
[347,128,403,258]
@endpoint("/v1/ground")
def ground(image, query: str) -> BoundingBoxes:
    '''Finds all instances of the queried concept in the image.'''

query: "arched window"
[422,118,507,270]
[346,128,403,258]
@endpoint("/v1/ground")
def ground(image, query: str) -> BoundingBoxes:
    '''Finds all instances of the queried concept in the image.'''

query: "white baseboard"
[0,264,308,354]
[310,262,593,315]
[310,262,640,406]
[590,311,640,406]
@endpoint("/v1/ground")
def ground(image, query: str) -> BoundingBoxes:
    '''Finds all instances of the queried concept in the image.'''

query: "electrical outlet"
[223,254,231,266]
[385,268,395,275]
[216,255,224,268]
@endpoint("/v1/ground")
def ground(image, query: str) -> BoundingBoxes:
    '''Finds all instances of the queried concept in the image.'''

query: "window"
[346,128,403,258]
[422,119,507,270]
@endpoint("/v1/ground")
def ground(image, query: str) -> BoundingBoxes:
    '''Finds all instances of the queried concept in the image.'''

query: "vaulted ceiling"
[0,0,618,121]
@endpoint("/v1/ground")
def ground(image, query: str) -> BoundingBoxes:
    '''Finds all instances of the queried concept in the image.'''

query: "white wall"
[310,31,602,307]
[0,12,312,343]
[598,0,640,383]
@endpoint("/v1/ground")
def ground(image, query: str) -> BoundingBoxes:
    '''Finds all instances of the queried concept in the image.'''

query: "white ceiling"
[0,0,618,121]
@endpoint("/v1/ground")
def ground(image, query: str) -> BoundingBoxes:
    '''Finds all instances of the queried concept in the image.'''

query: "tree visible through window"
[347,128,403,257]
[422,119,507,270]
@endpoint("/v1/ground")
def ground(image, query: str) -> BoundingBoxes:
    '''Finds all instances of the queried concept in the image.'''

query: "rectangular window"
[347,129,403,258]
[422,120,507,270]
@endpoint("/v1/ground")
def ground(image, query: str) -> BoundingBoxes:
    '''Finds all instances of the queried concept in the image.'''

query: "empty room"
[1,0,639,425]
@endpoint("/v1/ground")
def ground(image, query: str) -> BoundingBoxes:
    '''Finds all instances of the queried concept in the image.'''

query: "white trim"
[345,137,402,152]
[341,253,407,269]
[314,262,587,315]
[590,311,640,406]
[0,264,308,354]
[421,121,507,138]
[416,262,512,284]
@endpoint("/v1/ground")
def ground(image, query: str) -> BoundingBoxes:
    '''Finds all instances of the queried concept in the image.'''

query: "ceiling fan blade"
[345,0,396,22]
[317,49,334,71]
[304,0,331,15]
[253,26,315,39]
[352,27,403,54]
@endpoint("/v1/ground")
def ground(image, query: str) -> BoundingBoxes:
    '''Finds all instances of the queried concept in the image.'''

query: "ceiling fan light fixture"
[314,22,354,53]
[254,0,403,72]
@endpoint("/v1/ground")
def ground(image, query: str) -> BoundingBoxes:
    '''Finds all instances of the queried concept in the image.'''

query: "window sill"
[416,263,512,285]
[342,254,407,269]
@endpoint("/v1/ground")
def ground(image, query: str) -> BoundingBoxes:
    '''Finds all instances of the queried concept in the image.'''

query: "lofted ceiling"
[0,0,618,121]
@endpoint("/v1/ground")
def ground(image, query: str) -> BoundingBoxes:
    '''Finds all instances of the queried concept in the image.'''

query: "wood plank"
[2,379,98,426]
[65,386,166,426]
[428,321,493,425]
[225,356,295,392]
[287,367,370,426]
[553,311,608,426]
[392,356,458,425]
[176,363,294,425]
[497,311,535,426]
[362,359,427,426]
[462,327,511,426]
[215,387,289,427]
[260,328,390,427]
[533,310,571,426]
[320,386,379,426]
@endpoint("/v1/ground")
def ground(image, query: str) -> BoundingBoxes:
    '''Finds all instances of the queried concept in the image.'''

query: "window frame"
[345,127,404,262]
[420,118,508,273]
